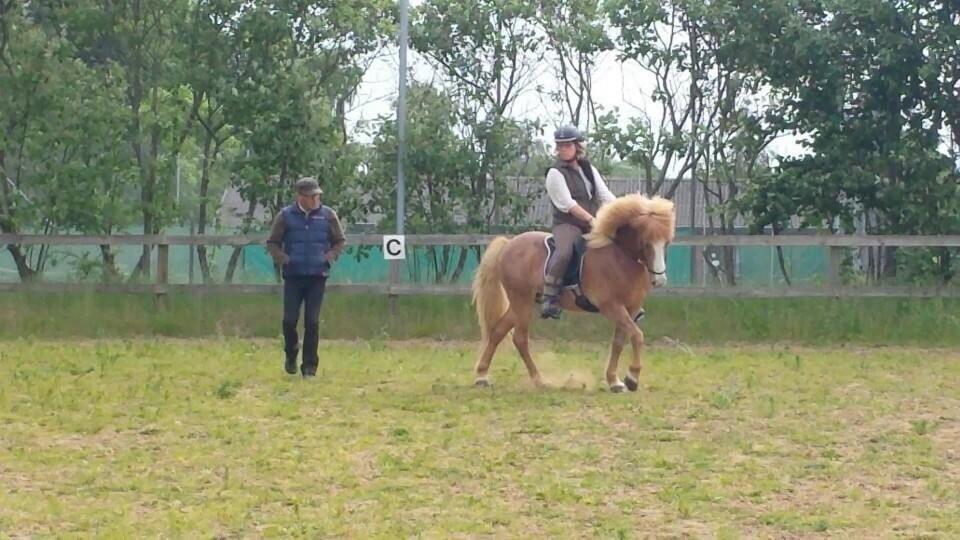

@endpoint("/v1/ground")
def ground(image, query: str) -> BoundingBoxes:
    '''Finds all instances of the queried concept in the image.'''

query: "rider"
[541,124,617,319]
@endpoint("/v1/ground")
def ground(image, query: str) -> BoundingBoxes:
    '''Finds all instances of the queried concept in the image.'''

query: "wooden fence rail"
[2,234,959,299]
[4,233,960,247]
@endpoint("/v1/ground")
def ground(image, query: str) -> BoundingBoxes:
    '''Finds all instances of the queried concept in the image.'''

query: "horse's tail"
[472,236,510,340]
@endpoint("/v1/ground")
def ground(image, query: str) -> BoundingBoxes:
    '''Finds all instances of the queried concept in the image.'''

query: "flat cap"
[295,176,322,195]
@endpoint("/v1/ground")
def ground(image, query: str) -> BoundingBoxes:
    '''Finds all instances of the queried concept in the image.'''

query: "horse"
[471,194,676,392]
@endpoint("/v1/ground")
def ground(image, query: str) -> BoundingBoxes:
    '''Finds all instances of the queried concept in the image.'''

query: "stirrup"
[541,296,562,319]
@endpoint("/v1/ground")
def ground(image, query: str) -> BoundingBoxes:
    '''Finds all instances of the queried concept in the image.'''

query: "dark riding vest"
[280,204,333,278]
[547,159,599,229]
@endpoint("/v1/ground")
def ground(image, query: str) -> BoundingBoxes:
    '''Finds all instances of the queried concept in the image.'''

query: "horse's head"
[627,210,675,287]
[587,194,677,288]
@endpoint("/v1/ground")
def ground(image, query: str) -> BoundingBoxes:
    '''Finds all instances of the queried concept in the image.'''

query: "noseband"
[637,258,666,275]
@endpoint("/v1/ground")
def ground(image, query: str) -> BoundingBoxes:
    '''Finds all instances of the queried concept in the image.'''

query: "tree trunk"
[723,245,737,286]
[643,162,654,195]
[224,197,257,284]
[880,246,898,282]
[942,248,954,284]
[1,149,36,281]
[449,246,470,283]
[196,130,216,283]
[99,244,120,282]
[7,245,35,281]
[775,246,792,286]
[771,224,792,285]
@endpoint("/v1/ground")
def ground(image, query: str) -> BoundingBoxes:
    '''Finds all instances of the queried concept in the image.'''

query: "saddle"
[541,235,646,322]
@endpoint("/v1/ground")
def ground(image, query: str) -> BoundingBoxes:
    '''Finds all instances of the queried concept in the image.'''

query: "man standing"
[266,177,346,377]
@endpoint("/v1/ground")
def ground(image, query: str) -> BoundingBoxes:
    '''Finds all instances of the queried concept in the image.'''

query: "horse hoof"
[474,378,491,388]
[624,376,639,392]
[610,382,626,393]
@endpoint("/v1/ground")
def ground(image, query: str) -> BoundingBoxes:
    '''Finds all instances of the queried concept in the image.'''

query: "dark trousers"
[282,275,327,374]
[544,223,584,292]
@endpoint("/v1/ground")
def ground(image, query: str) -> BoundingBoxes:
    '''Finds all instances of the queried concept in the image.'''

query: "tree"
[412,0,545,232]
[732,0,960,283]
[63,0,198,280]
[215,0,391,282]
[363,83,478,281]
[1,1,141,281]
[535,0,613,129]
[608,0,779,284]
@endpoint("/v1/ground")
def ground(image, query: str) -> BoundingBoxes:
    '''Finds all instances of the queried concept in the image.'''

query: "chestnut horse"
[471,194,676,392]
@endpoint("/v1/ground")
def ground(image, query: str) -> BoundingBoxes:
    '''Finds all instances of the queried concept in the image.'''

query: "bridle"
[637,258,666,276]
[595,210,669,276]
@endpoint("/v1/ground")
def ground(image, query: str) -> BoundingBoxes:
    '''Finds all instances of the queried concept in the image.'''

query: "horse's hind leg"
[509,300,544,388]
[474,311,516,386]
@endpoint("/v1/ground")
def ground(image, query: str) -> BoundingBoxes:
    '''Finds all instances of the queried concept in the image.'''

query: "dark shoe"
[301,371,316,379]
[284,351,298,375]
[541,294,562,319]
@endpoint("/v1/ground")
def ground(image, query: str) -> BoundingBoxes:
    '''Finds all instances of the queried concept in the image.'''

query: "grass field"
[4,292,960,346]
[1,339,958,537]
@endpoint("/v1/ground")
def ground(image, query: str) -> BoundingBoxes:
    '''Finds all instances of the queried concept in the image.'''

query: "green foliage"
[3,0,960,287]
[1,0,392,281]
[411,0,547,232]
[731,1,960,245]
[221,1,393,222]
[363,83,479,234]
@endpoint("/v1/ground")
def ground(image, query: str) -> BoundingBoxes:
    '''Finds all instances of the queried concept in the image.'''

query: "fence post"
[156,242,169,309]
[388,259,400,315]
[828,246,844,288]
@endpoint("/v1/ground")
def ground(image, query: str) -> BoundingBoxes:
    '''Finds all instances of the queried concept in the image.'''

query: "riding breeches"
[544,223,583,290]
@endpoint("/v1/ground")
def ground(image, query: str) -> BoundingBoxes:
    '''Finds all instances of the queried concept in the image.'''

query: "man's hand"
[276,253,290,265]
[325,252,337,263]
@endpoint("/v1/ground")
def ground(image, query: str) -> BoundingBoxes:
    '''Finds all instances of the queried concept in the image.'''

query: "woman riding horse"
[542,125,618,319]
[472,192,675,392]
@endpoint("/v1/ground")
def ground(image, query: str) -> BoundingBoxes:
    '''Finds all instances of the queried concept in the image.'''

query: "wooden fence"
[2,233,959,299]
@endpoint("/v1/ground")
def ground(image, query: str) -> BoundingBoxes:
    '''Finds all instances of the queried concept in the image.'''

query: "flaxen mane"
[587,194,676,248]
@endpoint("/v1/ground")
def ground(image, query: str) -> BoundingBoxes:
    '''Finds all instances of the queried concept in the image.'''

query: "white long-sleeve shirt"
[545,164,617,212]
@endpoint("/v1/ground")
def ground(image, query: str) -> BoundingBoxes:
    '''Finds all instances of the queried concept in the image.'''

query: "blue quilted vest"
[280,204,333,277]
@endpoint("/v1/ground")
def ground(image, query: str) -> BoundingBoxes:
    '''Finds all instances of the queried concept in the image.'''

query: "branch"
[424,51,495,105]
[0,2,13,74]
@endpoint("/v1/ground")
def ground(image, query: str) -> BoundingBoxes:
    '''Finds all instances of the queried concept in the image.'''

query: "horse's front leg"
[606,325,627,392]
[623,323,644,392]
[601,304,644,393]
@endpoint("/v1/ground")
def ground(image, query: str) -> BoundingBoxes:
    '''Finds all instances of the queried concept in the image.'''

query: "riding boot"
[541,277,563,319]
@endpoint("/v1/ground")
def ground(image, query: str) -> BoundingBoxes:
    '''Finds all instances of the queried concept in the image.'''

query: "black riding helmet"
[553,124,584,143]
